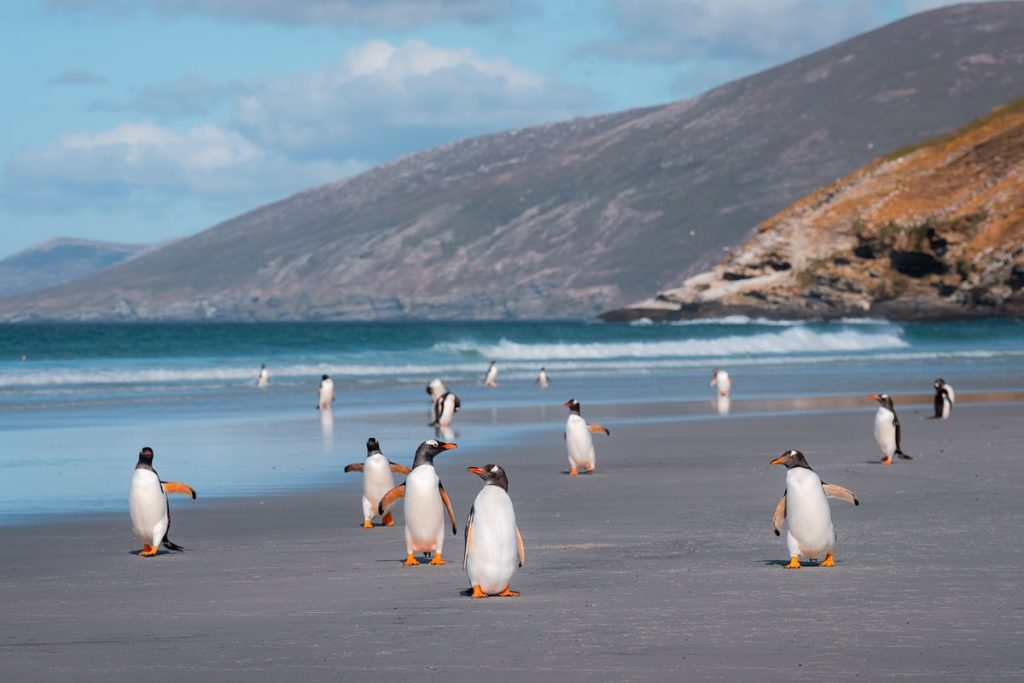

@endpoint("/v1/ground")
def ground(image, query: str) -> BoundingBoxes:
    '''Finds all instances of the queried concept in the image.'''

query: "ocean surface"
[1,318,1022,523]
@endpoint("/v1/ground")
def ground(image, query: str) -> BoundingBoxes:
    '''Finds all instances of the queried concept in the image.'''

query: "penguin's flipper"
[822,483,859,506]
[515,526,525,568]
[162,481,197,499]
[343,463,364,473]
[378,483,405,516]
[390,463,411,475]
[161,535,185,552]
[438,482,457,535]
[463,506,474,569]
[588,423,611,436]
[772,493,787,536]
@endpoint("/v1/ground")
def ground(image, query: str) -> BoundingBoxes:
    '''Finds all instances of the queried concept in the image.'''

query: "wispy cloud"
[48,69,107,85]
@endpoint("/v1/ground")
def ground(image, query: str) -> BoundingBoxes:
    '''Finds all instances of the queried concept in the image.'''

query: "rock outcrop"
[603,99,1024,322]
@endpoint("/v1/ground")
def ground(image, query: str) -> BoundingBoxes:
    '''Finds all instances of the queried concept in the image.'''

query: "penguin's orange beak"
[563,400,573,408]
[770,455,788,465]
[439,442,457,450]
[468,466,487,479]
[867,394,880,400]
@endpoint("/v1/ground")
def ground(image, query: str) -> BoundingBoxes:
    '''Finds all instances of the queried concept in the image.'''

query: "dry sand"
[1,401,1022,681]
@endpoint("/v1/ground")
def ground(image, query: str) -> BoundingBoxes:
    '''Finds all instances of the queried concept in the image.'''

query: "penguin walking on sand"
[484,361,498,388]
[433,391,461,428]
[869,393,912,465]
[129,447,197,557]
[770,449,859,569]
[257,364,269,388]
[464,464,525,598]
[933,379,954,419]
[564,399,610,476]
[710,368,732,398]
[343,437,411,528]
[317,374,335,411]
[378,440,459,566]
[536,367,550,389]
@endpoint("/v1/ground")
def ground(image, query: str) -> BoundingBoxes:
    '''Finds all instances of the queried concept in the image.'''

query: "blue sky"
[0,0,982,258]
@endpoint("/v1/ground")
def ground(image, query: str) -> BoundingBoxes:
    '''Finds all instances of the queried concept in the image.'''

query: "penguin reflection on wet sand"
[869,393,912,465]
[464,464,524,598]
[564,399,610,476]
[378,440,459,566]
[770,450,859,569]
[933,379,954,419]
[129,447,197,557]
[343,438,411,529]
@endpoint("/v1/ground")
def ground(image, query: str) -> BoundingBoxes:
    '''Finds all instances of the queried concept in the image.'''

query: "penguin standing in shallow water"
[464,464,525,598]
[379,440,458,566]
[770,450,859,569]
[484,361,498,388]
[433,391,461,428]
[344,438,411,528]
[536,368,550,389]
[710,368,732,398]
[563,399,610,476]
[933,379,954,419]
[257,364,269,388]
[129,447,196,557]
[869,393,912,465]
[317,374,335,411]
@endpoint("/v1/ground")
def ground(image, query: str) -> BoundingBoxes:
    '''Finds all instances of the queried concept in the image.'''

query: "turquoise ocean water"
[0,318,1021,522]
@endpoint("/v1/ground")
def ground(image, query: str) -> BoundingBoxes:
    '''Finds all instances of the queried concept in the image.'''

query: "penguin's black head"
[934,378,945,390]
[770,449,812,470]
[564,398,580,414]
[711,367,719,376]
[468,464,509,492]
[412,439,457,468]
[137,446,154,466]
[869,393,894,410]
[366,437,381,455]
[321,374,329,381]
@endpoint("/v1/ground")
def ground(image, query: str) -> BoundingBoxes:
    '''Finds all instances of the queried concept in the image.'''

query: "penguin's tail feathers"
[896,450,913,460]
[161,535,186,552]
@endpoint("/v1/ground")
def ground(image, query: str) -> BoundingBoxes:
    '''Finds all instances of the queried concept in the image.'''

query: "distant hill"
[603,99,1024,321]
[2,2,1024,321]
[0,238,152,299]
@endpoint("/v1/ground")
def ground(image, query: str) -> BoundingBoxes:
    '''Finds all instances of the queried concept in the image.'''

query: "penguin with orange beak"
[129,447,197,557]
[464,464,525,598]
[869,393,911,465]
[564,399,609,476]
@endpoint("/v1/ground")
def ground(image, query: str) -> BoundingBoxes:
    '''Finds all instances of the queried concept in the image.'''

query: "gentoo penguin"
[128,447,196,557]
[343,437,411,528]
[426,378,449,414]
[536,367,550,389]
[563,399,610,476]
[317,374,335,411]
[433,391,461,428]
[484,361,498,388]
[257,364,269,388]
[933,379,954,419]
[378,440,458,566]
[869,393,912,465]
[710,368,732,398]
[770,449,859,569]
[464,464,525,598]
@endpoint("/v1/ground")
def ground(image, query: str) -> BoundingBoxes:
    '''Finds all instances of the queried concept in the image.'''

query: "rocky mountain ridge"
[0,238,153,299]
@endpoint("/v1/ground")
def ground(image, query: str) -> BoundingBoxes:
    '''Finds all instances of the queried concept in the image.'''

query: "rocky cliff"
[2,3,1024,321]
[603,99,1024,322]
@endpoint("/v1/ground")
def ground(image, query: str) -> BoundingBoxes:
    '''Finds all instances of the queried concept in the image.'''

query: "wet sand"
[1,400,1022,681]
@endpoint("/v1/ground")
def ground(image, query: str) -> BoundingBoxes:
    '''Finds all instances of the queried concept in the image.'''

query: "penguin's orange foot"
[139,544,157,557]
[784,556,801,569]
[429,553,446,566]
[403,553,420,566]
[569,467,578,476]
[880,456,893,465]
[498,586,520,597]
[820,554,835,567]
[362,519,373,529]
[382,512,395,526]
[470,585,487,599]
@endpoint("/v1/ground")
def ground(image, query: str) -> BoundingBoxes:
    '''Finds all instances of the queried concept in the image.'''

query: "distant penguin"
[426,378,449,411]
[433,391,461,428]
[129,447,196,557]
[317,374,335,411]
[464,464,525,598]
[536,367,550,389]
[257,364,269,388]
[710,368,732,398]
[869,393,912,465]
[770,449,859,569]
[344,437,411,528]
[484,361,498,388]
[933,379,954,419]
[563,399,610,476]
[378,440,459,566]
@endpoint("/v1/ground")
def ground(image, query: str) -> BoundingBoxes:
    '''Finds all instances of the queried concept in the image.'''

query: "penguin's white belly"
[129,469,168,546]
[785,469,834,559]
[565,415,595,467]
[941,395,952,418]
[874,408,896,455]
[405,467,444,552]
[438,399,456,426]
[363,455,396,511]
[467,488,518,593]
[716,372,731,396]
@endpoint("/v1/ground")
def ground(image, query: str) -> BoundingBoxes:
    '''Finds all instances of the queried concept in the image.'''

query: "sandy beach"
[2,398,1022,681]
